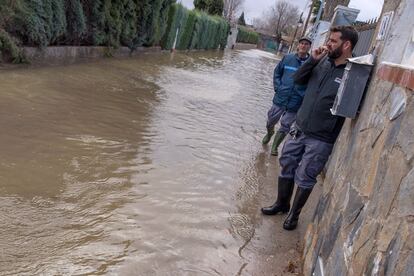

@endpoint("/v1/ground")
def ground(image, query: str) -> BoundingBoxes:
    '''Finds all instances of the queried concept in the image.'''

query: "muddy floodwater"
[0,50,303,275]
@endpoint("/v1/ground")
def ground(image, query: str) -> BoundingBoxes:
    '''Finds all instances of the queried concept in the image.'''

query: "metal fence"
[257,33,279,52]
[353,19,378,56]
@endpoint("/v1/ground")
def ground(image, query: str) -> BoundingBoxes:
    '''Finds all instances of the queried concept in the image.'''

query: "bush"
[237,26,259,45]
[105,1,122,48]
[176,9,196,50]
[160,3,178,49]
[161,3,187,50]
[3,0,67,47]
[207,0,223,16]
[136,0,173,47]
[87,0,106,45]
[120,0,137,48]
[0,0,229,63]
[50,0,67,44]
[217,18,229,49]
[0,29,26,63]
[18,0,52,47]
[164,6,228,51]
[65,0,86,45]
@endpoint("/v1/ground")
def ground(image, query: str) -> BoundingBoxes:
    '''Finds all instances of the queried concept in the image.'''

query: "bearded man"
[261,26,359,231]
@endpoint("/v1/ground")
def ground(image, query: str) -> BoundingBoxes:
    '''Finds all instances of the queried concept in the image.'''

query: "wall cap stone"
[377,62,414,91]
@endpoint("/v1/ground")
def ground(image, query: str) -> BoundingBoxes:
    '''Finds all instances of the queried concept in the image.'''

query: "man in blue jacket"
[262,37,311,156]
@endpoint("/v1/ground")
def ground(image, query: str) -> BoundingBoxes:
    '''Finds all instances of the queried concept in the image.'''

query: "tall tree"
[223,0,244,22]
[207,0,224,16]
[136,0,174,47]
[311,0,321,16]
[308,0,322,24]
[237,11,245,25]
[300,0,318,37]
[120,0,138,48]
[65,0,87,45]
[194,0,208,11]
[253,0,299,43]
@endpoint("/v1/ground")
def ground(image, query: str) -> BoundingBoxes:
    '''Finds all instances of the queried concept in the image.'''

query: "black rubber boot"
[261,177,295,215]
[283,187,313,231]
[262,127,275,145]
[271,131,287,156]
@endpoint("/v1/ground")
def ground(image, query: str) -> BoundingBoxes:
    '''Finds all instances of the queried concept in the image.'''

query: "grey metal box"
[331,54,374,118]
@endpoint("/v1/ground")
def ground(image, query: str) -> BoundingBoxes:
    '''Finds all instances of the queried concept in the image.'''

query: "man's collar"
[296,52,310,60]
[328,57,347,68]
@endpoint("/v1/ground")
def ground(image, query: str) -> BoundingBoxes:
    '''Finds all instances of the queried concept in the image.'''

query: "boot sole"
[261,209,289,215]
[283,221,298,231]
[283,225,297,231]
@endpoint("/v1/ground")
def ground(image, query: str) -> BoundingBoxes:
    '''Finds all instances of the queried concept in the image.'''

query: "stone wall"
[233,43,258,50]
[303,0,414,275]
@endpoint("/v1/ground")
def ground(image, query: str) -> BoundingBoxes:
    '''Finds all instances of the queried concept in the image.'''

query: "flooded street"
[0,50,312,275]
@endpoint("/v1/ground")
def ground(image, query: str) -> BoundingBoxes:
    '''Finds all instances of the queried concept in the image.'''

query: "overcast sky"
[180,0,384,23]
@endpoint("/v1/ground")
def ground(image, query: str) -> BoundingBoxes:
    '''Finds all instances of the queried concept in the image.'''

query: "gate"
[353,19,378,56]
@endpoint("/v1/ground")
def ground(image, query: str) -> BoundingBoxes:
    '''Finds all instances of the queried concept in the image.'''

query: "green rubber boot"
[262,128,275,145]
[271,131,287,156]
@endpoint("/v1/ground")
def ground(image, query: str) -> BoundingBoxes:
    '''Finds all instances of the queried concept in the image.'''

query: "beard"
[328,44,343,59]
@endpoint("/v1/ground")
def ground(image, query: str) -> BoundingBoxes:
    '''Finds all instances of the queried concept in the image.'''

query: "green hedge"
[176,8,193,50]
[0,29,26,63]
[0,0,229,62]
[0,0,173,48]
[236,26,259,45]
[162,4,229,50]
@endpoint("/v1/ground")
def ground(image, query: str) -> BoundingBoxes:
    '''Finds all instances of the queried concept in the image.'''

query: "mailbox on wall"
[331,54,374,118]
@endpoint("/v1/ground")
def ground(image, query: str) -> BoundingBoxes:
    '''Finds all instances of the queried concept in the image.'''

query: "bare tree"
[223,0,244,22]
[254,0,300,43]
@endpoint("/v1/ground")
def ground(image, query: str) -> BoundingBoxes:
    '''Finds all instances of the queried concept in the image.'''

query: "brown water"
[0,49,280,275]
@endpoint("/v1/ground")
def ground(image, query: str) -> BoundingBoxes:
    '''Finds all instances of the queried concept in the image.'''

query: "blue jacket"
[273,53,309,112]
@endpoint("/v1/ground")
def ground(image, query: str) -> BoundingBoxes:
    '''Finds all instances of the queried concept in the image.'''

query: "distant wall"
[21,46,161,64]
[232,43,257,50]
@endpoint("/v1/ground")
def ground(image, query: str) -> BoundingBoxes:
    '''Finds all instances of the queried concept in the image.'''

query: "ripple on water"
[156,67,242,102]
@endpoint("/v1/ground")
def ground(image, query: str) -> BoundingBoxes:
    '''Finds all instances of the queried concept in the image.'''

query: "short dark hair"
[330,25,359,50]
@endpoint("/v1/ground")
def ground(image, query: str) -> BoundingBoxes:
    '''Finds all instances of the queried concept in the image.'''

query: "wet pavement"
[0,49,319,275]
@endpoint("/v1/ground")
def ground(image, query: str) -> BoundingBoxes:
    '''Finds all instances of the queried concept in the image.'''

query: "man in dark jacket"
[262,38,311,156]
[261,26,359,230]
